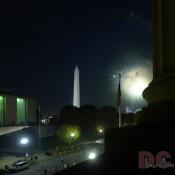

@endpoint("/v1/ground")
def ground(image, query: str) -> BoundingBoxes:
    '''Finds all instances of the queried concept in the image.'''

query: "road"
[5,144,104,175]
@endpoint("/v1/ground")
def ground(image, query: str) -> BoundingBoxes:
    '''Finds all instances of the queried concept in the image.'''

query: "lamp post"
[20,137,29,158]
[112,74,117,104]
[113,74,122,127]
[38,105,41,149]
[97,127,103,138]
[70,132,75,142]
[69,132,75,152]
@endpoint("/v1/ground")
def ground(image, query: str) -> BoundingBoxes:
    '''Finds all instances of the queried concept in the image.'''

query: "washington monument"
[73,66,80,107]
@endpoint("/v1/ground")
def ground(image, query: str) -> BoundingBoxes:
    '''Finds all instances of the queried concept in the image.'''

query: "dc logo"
[138,151,175,169]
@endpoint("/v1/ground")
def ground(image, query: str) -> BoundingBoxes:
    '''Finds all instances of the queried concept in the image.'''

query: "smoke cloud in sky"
[110,52,153,112]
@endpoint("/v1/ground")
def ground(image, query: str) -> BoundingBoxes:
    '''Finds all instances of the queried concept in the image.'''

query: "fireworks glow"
[110,52,153,112]
[111,63,152,112]
[122,67,152,99]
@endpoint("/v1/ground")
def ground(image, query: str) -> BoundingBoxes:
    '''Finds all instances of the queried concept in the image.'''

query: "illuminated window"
[16,98,26,125]
[0,96,4,126]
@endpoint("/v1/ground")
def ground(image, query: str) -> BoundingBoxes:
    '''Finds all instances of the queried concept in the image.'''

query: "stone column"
[139,0,175,125]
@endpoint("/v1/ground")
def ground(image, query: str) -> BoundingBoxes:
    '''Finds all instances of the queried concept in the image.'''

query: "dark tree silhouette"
[58,105,135,140]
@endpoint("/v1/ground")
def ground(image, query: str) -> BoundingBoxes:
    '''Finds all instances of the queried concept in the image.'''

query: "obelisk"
[73,66,80,108]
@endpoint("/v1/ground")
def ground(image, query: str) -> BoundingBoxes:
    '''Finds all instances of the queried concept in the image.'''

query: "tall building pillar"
[104,2,175,173]
[138,0,175,125]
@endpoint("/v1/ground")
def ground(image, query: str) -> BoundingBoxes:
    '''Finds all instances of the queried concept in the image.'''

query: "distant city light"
[88,152,97,160]
[48,116,53,119]
[20,137,29,145]
[41,118,47,124]
[41,118,51,125]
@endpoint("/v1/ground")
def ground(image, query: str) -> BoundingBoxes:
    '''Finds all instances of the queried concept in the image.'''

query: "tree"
[59,105,79,125]
[56,124,80,145]
[98,106,117,128]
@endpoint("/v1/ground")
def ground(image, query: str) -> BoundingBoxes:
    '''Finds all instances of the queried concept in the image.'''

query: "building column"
[138,0,175,125]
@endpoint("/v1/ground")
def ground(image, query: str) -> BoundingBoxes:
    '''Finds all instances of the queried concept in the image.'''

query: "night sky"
[1,0,152,115]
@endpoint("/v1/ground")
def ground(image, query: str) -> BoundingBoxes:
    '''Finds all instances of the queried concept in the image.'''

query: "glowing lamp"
[20,137,29,145]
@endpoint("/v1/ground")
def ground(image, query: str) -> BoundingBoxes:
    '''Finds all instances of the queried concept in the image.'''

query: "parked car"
[96,139,104,144]
[9,160,29,173]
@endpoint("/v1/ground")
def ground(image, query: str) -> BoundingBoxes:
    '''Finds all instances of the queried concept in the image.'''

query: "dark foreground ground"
[54,125,175,175]
[53,153,175,175]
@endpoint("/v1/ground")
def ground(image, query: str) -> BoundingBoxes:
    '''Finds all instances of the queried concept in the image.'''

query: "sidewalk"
[0,152,59,170]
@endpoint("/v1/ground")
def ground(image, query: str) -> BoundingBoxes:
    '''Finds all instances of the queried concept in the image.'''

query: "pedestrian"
[60,157,64,164]
[53,151,56,156]
[4,165,9,172]
[54,165,57,173]
[30,156,34,163]
[25,152,29,159]
[44,167,48,175]
[55,146,58,153]
[34,156,38,162]
[36,169,40,175]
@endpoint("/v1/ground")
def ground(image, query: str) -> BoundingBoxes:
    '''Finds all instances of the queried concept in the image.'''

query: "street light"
[20,137,29,145]
[88,152,97,160]
[69,132,75,152]
[70,132,75,138]
[98,128,103,133]
[69,132,75,145]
